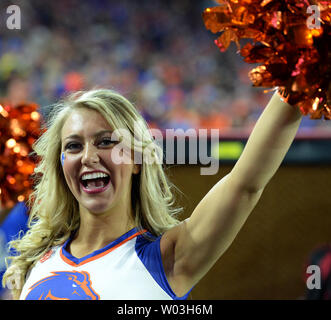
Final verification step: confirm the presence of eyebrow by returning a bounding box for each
[63,130,114,141]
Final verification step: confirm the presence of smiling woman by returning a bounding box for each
[60,108,139,216]
[2,89,184,300]
[2,85,303,300]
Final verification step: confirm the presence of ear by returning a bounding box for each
[132,164,141,175]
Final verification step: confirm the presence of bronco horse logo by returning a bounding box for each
[25,271,100,300]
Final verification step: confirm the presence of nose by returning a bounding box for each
[81,143,99,166]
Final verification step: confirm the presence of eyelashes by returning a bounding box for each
[64,142,81,151]
[64,138,118,151]
[98,138,119,147]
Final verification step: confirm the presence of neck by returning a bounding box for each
[70,205,136,258]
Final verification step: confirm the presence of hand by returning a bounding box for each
[277,87,291,105]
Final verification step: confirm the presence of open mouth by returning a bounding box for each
[80,172,111,193]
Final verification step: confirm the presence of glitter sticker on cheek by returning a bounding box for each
[61,152,66,166]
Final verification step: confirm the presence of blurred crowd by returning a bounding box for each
[0,0,329,133]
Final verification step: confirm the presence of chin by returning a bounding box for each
[80,199,114,215]
[76,186,116,215]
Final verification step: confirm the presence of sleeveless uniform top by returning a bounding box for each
[20,227,193,300]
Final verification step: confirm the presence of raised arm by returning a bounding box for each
[229,90,303,192]
[161,90,303,296]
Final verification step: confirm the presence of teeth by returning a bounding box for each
[81,172,109,181]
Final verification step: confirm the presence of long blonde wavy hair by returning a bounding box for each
[2,88,183,299]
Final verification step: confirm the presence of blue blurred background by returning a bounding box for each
[0,0,330,135]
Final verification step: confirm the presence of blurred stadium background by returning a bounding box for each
[1,0,330,136]
[0,0,330,300]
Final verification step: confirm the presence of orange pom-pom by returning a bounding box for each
[203,0,331,119]
[0,102,42,209]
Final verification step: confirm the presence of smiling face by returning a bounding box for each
[60,108,139,216]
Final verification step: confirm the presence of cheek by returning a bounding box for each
[109,146,133,165]
[61,152,65,166]
[61,153,80,185]
[119,164,135,188]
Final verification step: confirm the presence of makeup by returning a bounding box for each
[61,152,66,166]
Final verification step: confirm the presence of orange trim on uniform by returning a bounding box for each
[60,229,147,267]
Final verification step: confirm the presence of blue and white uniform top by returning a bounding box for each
[20,227,193,300]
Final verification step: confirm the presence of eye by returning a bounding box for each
[64,142,82,151]
[98,138,117,147]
